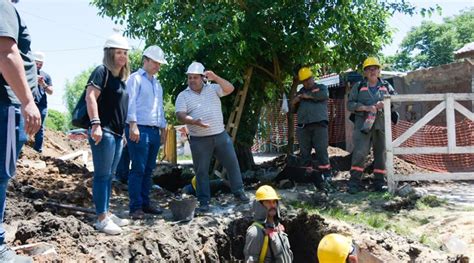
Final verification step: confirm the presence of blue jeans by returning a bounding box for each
[0,104,26,244]
[115,144,130,182]
[126,126,161,212]
[189,131,244,205]
[88,129,123,215]
[33,106,47,153]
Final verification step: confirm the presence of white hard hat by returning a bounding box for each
[32,51,45,62]
[104,34,130,50]
[143,45,168,64]
[186,62,205,75]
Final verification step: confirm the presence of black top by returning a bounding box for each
[87,65,128,135]
[0,0,37,105]
[33,70,52,108]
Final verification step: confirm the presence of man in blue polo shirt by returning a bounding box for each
[125,46,168,219]
[32,51,53,153]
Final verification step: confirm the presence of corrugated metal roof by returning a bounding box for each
[316,74,340,86]
[454,42,474,54]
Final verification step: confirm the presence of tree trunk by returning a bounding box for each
[235,142,255,172]
[287,77,299,155]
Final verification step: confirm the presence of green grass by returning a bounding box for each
[416,195,447,209]
[390,223,411,236]
[292,202,392,230]
[418,217,430,225]
[419,233,439,249]
[177,154,193,161]
[290,193,451,246]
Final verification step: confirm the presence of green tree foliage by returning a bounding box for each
[129,48,143,72]
[45,109,68,131]
[92,0,425,168]
[387,8,474,71]
[64,66,95,114]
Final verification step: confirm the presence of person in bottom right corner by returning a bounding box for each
[346,57,399,194]
[317,233,359,263]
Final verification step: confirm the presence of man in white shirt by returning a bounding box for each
[175,62,249,212]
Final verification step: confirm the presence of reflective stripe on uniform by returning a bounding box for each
[318,164,331,169]
[374,169,386,174]
[252,222,269,263]
[351,166,364,172]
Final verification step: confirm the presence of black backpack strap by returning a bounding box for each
[102,64,109,90]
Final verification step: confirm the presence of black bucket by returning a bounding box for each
[169,198,198,222]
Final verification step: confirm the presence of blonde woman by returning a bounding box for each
[85,34,130,234]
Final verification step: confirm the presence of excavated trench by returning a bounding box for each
[9,202,457,262]
[219,212,328,262]
[9,149,458,262]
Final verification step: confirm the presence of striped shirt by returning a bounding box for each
[126,68,167,128]
[175,83,225,137]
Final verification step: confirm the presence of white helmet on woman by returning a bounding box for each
[104,34,130,50]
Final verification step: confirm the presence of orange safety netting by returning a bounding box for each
[392,119,474,172]
[252,98,474,173]
[252,99,346,152]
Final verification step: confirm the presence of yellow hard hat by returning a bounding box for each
[362,57,381,70]
[191,176,197,190]
[255,185,280,201]
[317,233,353,263]
[298,67,313,81]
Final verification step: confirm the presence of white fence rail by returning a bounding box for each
[384,93,474,193]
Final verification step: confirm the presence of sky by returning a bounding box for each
[14,0,473,113]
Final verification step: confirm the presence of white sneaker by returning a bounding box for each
[109,214,130,227]
[94,217,122,235]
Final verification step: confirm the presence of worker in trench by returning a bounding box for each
[317,233,360,263]
[291,67,333,192]
[347,57,399,194]
[244,185,293,263]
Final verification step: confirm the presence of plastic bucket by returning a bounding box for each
[169,198,197,221]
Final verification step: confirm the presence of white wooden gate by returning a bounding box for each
[383,93,474,193]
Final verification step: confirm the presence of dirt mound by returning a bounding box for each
[14,212,96,260]
[12,156,93,208]
[256,146,428,175]
[23,128,85,159]
[1,129,463,261]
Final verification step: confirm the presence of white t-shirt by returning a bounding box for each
[175,83,226,137]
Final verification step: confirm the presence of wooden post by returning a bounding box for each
[164,125,177,164]
[445,93,456,153]
[384,95,396,193]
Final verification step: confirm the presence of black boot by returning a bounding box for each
[373,180,386,192]
[347,176,363,194]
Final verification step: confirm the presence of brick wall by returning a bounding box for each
[397,60,473,125]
